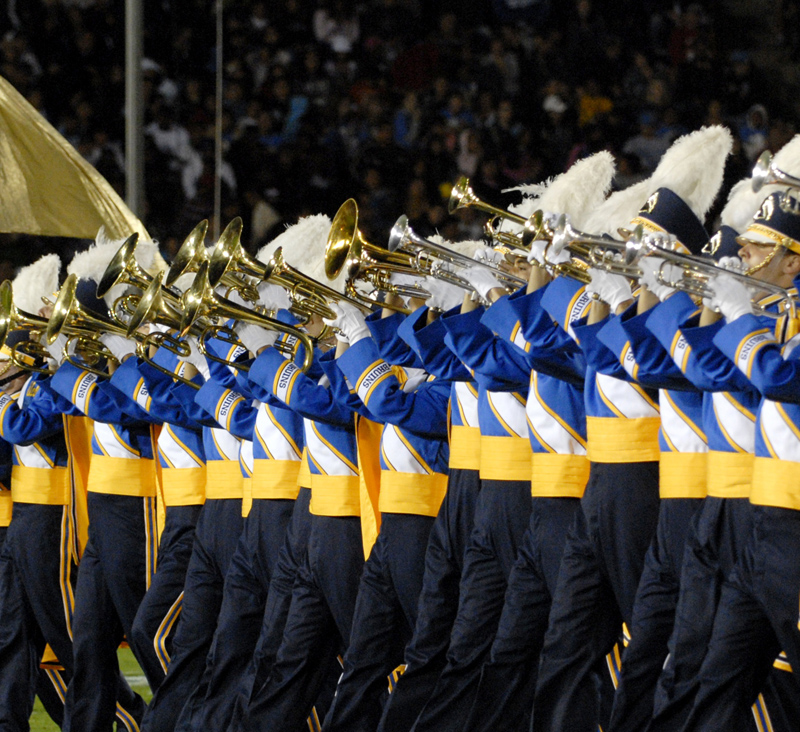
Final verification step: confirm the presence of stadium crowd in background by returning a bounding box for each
[0,0,799,262]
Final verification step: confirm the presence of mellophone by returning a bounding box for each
[2,151,798,381]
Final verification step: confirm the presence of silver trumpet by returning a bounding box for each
[751,151,800,193]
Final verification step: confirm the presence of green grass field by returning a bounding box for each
[30,648,151,731]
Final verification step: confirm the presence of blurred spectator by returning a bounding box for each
[739,103,769,161]
[622,111,671,173]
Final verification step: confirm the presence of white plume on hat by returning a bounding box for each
[505,151,616,233]
[719,179,766,232]
[583,178,653,236]
[645,125,733,220]
[257,214,342,293]
[68,227,164,306]
[12,253,61,313]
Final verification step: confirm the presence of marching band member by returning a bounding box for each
[241,303,366,732]
[406,254,535,732]
[140,331,248,732]
[374,254,481,732]
[320,294,451,732]
[605,173,769,731]
[461,153,615,732]
[51,240,163,732]
[681,188,800,729]
[108,337,207,692]
[643,138,800,732]
[0,257,80,729]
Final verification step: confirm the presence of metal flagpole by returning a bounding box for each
[213,0,224,241]
[125,0,144,219]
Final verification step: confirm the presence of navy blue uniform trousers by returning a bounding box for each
[648,497,797,732]
[241,514,364,732]
[465,496,582,732]
[321,512,437,732]
[140,497,244,732]
[408,477,533,732]
[0,506,75,730]
[681,505,800,731]
[226,487,314,732]
[606,497,703,732]
[129,504,203,692]
[63,493,157,732]
[176,497,296,732]
[532,461,661,732]
[377,468,481,732]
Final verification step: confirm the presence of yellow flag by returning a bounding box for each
[0,74,148,240]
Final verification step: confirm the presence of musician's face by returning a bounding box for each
[739,241,800,288]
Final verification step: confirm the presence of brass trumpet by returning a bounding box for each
[46,274,154,377]
[448,177,543,251]
[208,223,368,321]
[124,271,211,389]
[751,151,800,194]
[634,239,796,318]
[180,262,314,372]
[97,233,184,318]
[0,281,52,374]
[166,219,259,301]
[388,215,526,295]
[325,199,428,312]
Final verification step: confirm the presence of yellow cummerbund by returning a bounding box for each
[480,436,531,481]
[161,467,206,506]
[298,452,312,489]
[586,417,661,463]
[531,454,589,498]
[204,460,245,500]
[659,452,708,499]
[750,457,800,510]
[705,451,753,498]
[310,474,361,516]
[242,478,253,517]
[449,426,481,470]
[88,456,157,497]
[378,471,448,517]
[0,489,12,526]
[11,466,69,505]
[251,459,301,500]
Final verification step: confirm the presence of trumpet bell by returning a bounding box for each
[166,220,209,287]
[208,218,252,285]
[0,280,53,354]
[325,198,360,281]
[750,150,800,193]
[96,233,141,297]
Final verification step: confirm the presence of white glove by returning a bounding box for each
[706,274,752,321]
[177,337,210,379]
[100,333,137,362]
[473,246,504,265]
[717,256,745,273]
[236,323,278,355]
[638,256,677,302]
[226,289,252,308]
[464,265,503,300]
[543,242,571,266]
[424,276,463,312]
[43,333,67,363]
[526,239,548,266]
[256,282,291,311]
[322,302,371,346]
[586,268,633,310]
